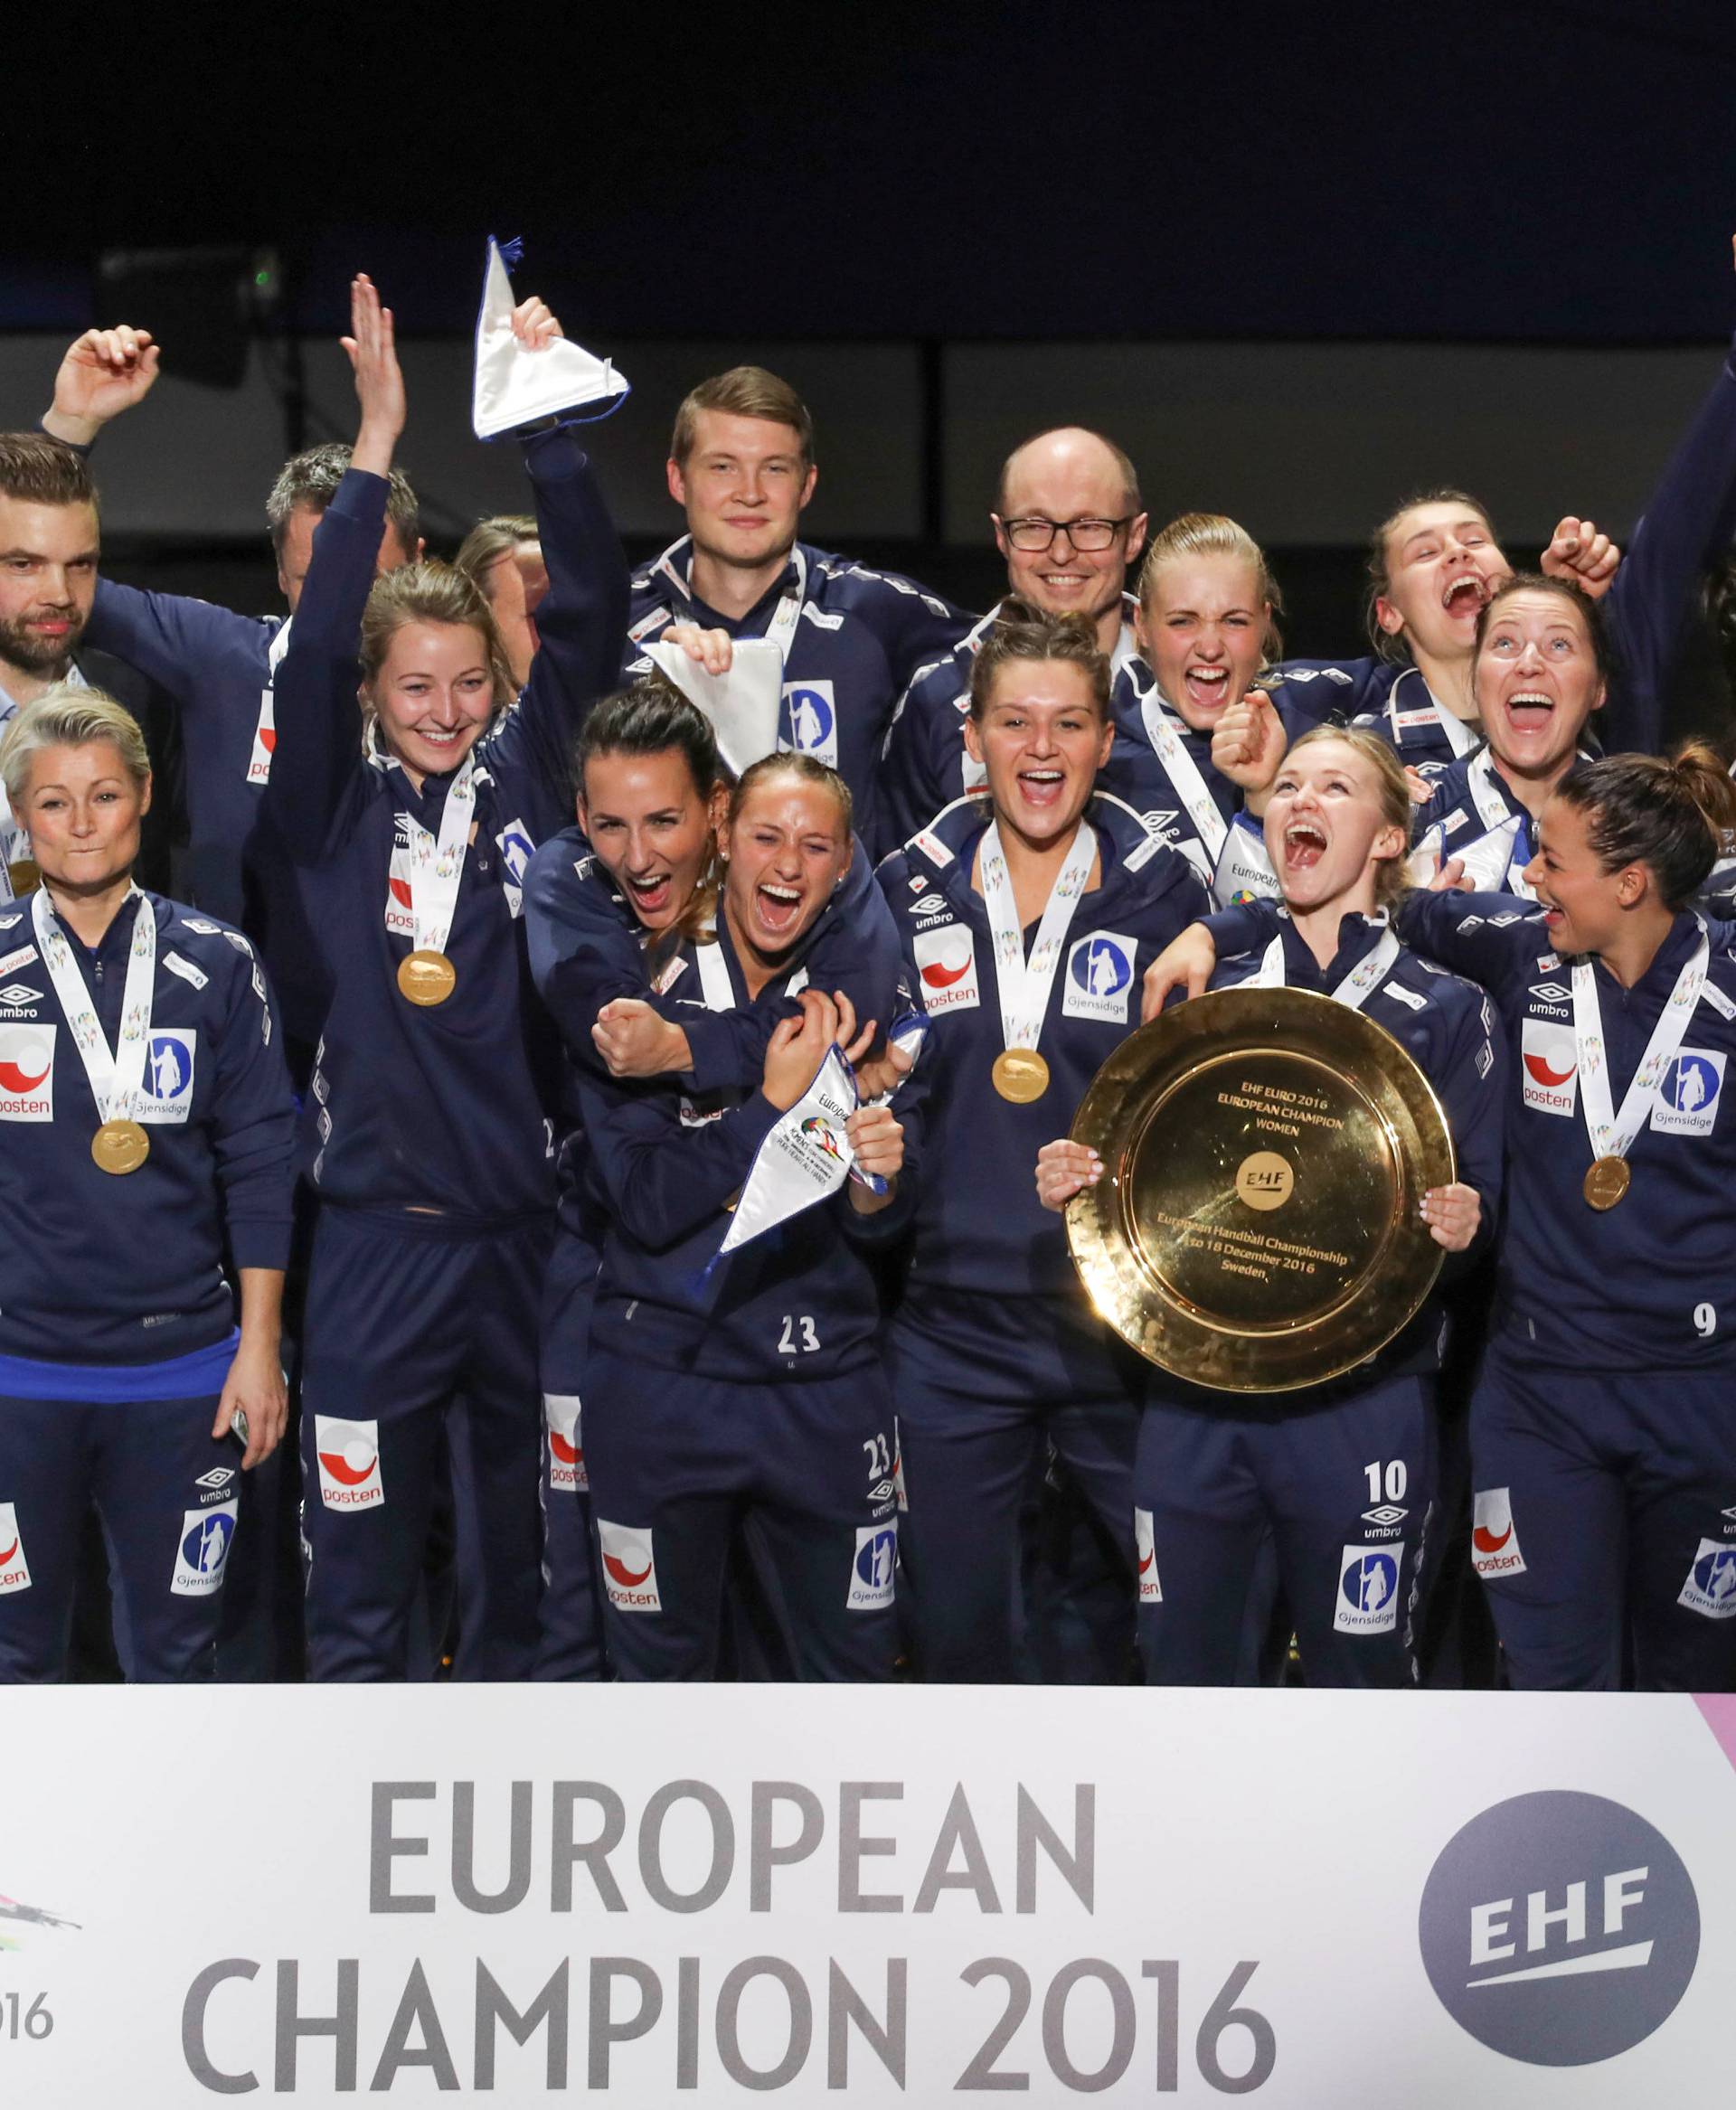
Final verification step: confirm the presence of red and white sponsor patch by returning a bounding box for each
[1471,1487,1526,1578]
[911,924,979,1014]
[1520,1019,1578,1116]
[598,1520,660,1611]
[1134,1506,1162,1603]
[247,691,277,786]
[0,1023,54,1121]
[543,1393,588,1493]
[314,1416,385,1510]
[0,1502,31,1591]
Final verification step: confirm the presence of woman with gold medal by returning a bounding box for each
[0,689,294,1680]
[265,274,628,1680]
[877,603,1208,1681]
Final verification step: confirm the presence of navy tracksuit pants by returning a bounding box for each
[1134,1373,1437,1688]
[0,1391,238,1682]
[1472,1336,1736,1691]
[582,1345,899,1682]
[534,1229,607,1681]
[890,1294,1142,1685]
[298,1206,548,1681]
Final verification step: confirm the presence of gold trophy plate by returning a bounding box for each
[1066,985,1454,1393]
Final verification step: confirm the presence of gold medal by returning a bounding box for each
[992,1048,1051,1104]
[1582,1154,1631,1211]
[398,949,458,1006]
[91,1118,150,1175]
[7,859,39,898]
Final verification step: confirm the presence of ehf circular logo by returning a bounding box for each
[787,687,835,752]
[1069,935,1132,997]
[1341,1550,1395,1615]
[1419,1792,1699,2065]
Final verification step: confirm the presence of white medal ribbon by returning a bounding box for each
[1138,687,1228,860]
[1253,922,1401,1009]
[978,819,1097,1055]
[1571,929,1709,1162]
[693,937,735,1012]
[33,885,156,1122]
[247,617,293,787]
[400,751,478,956]
[1465,751,1535,896]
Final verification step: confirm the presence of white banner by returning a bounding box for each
[1,1688,1733,2102]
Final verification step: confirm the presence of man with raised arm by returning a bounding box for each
[625,364,974,858]
[880,426,1147,844]
[40,327,421,1071]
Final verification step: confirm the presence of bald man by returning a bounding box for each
[880,428,1147,844]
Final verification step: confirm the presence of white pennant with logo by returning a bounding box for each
[247,617,294,787]
[400,751,478,956]
[1571,930,1708,1163]
[720,1043,880,1255]
[979,818,1097,1060]
[1462,750,1535,896]
[1253,922,1401,1008]
[33,885,156,1124]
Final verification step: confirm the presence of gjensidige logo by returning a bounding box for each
[1419,1791,1699,2067]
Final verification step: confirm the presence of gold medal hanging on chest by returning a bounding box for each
[91,1117,150,1175]
[1582,1154,1631,1210]
[992,1048,1051,1104]
[398,949,458,1007]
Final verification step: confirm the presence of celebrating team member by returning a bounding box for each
[0,689,294,1681]
[455,513,545,690]
[266,276,627,1681]
[880,427,1146,845]
[41,329,422,1067]
[1412,576,1611,897]
[574,755,909,1681]
[1265,236,1736,768]
[1042,728,1503,1687]
[1407,749,1736,1688]
[880,605,1208,1682]
[625,366,972,858]
[1100,514,1299,902]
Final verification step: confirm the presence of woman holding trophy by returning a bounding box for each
[1040,726,1505,1686]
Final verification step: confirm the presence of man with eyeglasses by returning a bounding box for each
[881,427,1147,845]
[625,365,975,859]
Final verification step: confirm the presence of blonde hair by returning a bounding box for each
[1137,513,1284,659]
[671,366,814,470]
[1284,724,1415,909]
[0,684,149,805]
[358,560,514,711]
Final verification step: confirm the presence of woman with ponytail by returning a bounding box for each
[265,274,629,1681]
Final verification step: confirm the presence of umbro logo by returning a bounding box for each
[194,1467,236,1491]
[1143,810,1180,835]
[1363,1504,1409,1528]
[1530,982,1571,1004]
[0,983,41,1007]
[910,894,948,918]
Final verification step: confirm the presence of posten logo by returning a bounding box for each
[1235,1151,1293,1212]
[1418,1791,1699,2066]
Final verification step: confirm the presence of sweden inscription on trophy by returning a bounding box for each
[1066,986,1455,1392]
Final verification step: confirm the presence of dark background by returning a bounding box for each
[7,1,1736,703]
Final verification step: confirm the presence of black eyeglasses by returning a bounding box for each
[998,514,1135,552]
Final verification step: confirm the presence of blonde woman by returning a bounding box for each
[0,689,294,1681]
[264,274,627,1680]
